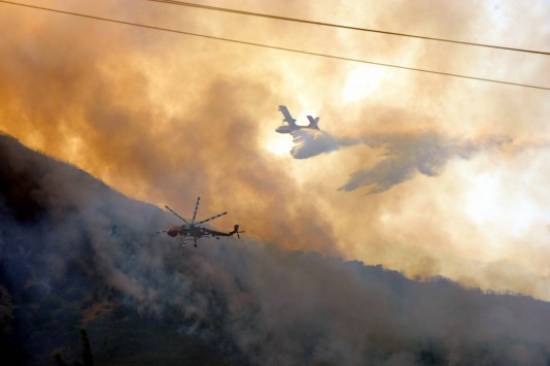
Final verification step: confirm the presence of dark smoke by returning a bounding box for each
[3,134,550,366]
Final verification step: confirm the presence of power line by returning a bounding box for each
[147,0,550,56]
[0,0,549,91]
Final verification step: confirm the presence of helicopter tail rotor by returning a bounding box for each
[232,224,245,239]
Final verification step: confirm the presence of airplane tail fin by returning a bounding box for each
[307,115,320,129]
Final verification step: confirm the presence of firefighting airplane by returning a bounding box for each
[275,105,320,134]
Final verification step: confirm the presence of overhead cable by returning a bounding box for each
[0,0,548,91]
[147,0,550,56]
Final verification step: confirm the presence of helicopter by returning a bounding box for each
[159,196,244,247]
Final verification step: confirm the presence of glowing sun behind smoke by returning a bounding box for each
[264,134,294,156]
[341,66,386,103]
[462,158,550,242]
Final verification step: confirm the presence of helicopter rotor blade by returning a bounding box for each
[191,196,201,224]
[164,205,189,224]
[196,211,228,225]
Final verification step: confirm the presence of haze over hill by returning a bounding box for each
[2,0,549,302]
[2,133,550,365]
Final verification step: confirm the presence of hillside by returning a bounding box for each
[2,133,550,366]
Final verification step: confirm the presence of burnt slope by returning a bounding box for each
[2,133,550,366]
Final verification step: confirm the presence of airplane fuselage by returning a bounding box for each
[276,125,297,134]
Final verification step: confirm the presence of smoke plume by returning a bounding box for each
[1,0,549,302]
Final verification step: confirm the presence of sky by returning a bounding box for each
[1,0,550,299]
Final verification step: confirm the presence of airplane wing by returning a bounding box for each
[278,105,297,126]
